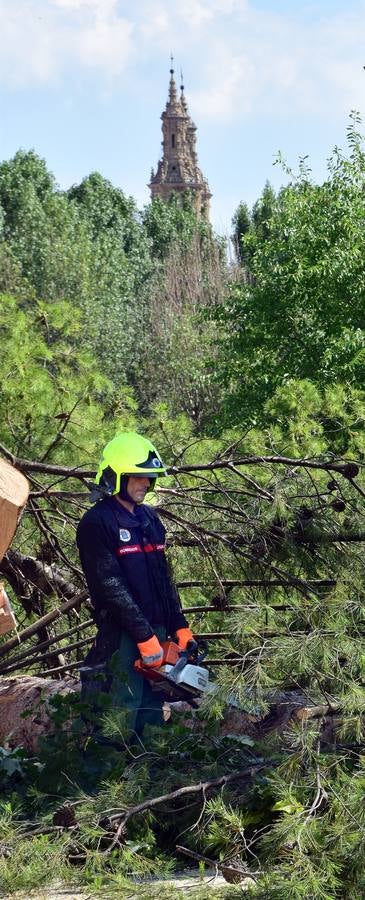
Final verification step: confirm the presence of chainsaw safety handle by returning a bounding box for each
[194,638,209,664]
[184,638,208,664]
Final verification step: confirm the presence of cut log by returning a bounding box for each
[0,458,29,562]
[0,675,79,752]
[0,583,17,635]
[0,676,341,756]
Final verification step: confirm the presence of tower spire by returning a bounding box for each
[180,68,188,113]
[148,64,212,221]
[168,54,177,104]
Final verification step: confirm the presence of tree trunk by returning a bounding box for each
[0,675,79,752]
[0,675,339,755]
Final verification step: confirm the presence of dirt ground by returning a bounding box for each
[10,870,256,899]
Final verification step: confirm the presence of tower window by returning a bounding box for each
[171,134,175,148]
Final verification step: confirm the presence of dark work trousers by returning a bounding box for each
[81,625,167,737]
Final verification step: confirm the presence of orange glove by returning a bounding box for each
[137,635,164,668]
[175,627,194,651]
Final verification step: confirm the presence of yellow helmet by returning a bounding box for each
[94,432,167,497]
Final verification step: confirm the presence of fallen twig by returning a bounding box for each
[102,761,274,827]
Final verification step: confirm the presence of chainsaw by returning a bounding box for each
[134,639,214,707]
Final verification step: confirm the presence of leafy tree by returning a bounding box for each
[0,155,153,390]
[0,150,55,229]
[251,179,276,240]
[0,291,137,463]
[0,150,91,306]
[134,230,227,429]
[142,193,210,259]
[231,182,275,267]
[0,152,225,426]
[68,171,148,259]
[217,116,365,426]
[68,173,154,388]
[231,199,251,265]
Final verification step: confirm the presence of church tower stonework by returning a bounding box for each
[149,62,212,221]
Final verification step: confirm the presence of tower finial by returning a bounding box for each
[168,53,177,104]
[180,67,188,112]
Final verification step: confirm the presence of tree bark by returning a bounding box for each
[0,675,79,752]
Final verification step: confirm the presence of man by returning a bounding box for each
[76,431,193,737]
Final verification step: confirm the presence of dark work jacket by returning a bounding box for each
[76,497,188,651]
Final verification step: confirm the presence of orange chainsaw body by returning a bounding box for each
[133,639,211,702]
[134,640,180,683]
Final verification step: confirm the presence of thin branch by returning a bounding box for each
[1,443,362,479]
[0,585,88,658]
[102,762,273,826]
[39,399,82,463]
[0,617,94,672]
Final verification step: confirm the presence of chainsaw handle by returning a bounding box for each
[186,638,208,664]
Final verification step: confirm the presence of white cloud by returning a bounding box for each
[126,2,360,126]
[76,18,134,74]
[191,51,254,121]
[52,0,116,13]
[139,1,170,41]
[138,0,246,35]
[183,3,365,124]
[0,0,135,86]
[0,0,364,127]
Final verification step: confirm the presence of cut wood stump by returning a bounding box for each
[0,675,79,752]
[0,583,17,636]
[0,458,29,562]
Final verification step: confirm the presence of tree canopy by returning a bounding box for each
[217,116,365,428]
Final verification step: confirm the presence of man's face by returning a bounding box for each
[126,475,151,504]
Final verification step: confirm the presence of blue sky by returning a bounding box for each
[1,0,365,234]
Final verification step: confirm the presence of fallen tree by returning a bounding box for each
[0,671,342,754]
[0,443,364,899]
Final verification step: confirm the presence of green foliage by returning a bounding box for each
[0,291,129,462]
[142,193,209,259]
[68,172,154,387]
[218,116,365,426]
[0,711,259,895]
[231,181,275,267]
[0,747,42,784]
[0,151,225,419]
[251,180,276,242]
[1,125,365,899]
[231,200,251,264]
[135,234,226,428]
[0,150,91,305]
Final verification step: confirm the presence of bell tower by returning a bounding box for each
[149,60,212,221]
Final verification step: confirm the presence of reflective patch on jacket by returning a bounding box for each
[116,543,165,556]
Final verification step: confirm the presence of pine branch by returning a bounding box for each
[101,761,274,827]
[176,845,259,880]
[1,442,361,479]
